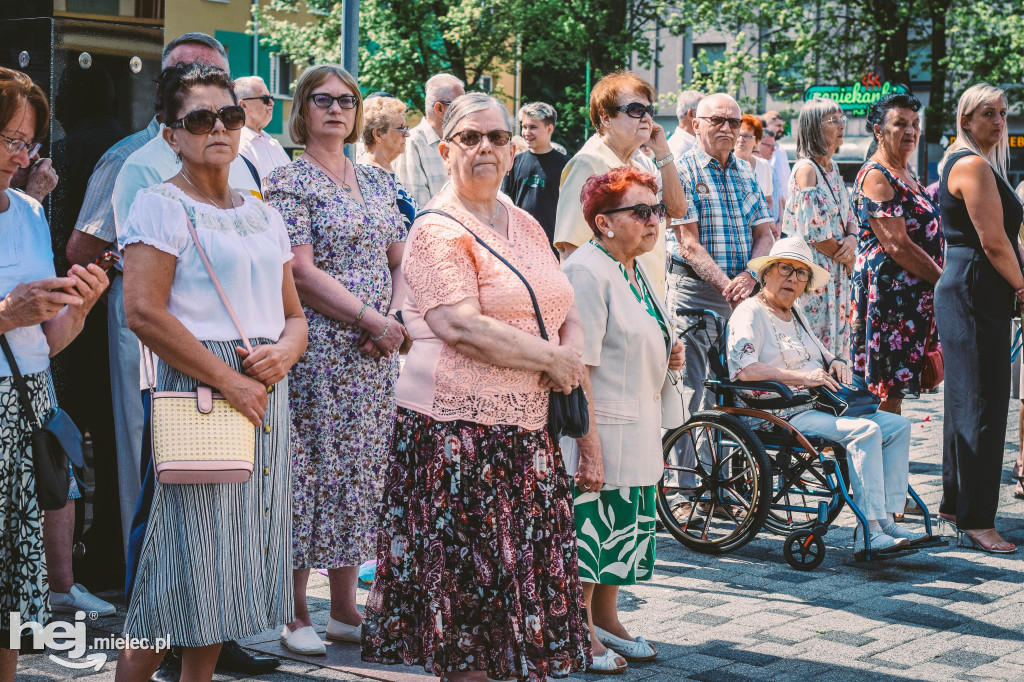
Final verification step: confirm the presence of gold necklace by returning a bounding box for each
[304,149,353,193]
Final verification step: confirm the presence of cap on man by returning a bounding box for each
[500,101,568,243]
[235,75,290,179]
[395,73,464,207]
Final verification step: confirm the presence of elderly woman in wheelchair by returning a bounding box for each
[726,236,925,553]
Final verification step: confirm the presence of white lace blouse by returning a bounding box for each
[119,184,293,342]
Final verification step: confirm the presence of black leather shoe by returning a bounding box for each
[149,647,181,682]
[215,640,280,675]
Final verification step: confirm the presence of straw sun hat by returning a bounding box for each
[746,236,831,291]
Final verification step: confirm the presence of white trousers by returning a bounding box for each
[789,409,911,520]
[107,275,145,552]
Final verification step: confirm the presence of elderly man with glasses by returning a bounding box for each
[664,93,775,518]
[235,75,290,180]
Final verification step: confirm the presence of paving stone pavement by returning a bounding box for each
[15,387,1024,681]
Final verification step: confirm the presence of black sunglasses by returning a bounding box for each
[169,105,246,135]
[309,93,359,109]
[447,129,513,147]
[602,202,667,222]
[242,95,273,106]
[697,115,743,130]
[615,102,655,119]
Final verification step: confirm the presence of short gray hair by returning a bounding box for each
[233,75,266,100]
[162,32,228,69]
[425,73,465,110]
[796,97,842,160]
[441,92,513,141]
[675,90,703,120]
[518,101,556,126]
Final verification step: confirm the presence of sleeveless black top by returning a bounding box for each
[939,149,1023,251]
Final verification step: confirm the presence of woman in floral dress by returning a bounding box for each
[782,97,858,359]
[264,65,408,656]
[851,93,943,414]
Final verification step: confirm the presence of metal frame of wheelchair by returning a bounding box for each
[656,308,945,570]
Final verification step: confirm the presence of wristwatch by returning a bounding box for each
[654,153,675,169]
[745,268,758,280]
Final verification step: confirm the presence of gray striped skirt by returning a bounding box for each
[123,339,294,647]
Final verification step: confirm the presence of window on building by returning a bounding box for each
[67,0,119,13]
[134,0,163,18]
[479,75,493,93]
[269,55,296,97]
[909,41,931,83]
[693,43,726,74]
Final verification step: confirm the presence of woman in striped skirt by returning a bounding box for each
[113,63,308,681]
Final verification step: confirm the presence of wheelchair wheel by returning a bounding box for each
[658,411,771,554]
[762,447,845,537]
[783,529,825,571]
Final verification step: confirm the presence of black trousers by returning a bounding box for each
[935,247,1011,529]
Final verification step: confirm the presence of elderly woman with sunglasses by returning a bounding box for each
[359,95,418,231]
[781,97,858,360]
[561,167,684,674]
[362,92,590,681]
[263,65,408,656]
[554,70,686,298]
[728,236,924,556]
[114,63,307,682]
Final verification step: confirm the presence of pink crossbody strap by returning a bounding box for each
[142,208,253,390]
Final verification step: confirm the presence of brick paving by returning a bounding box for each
[16,387,1024,681]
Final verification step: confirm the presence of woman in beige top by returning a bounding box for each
[562,167,684,673]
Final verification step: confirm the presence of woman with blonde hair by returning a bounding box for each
[935,83,1021,553]
[359,96,417,229]
[265,64,409,654]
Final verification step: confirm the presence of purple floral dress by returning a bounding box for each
[264,159,406,568]
[851,161,944,401]
[782,158,856,359]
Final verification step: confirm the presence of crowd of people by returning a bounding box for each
[1,27,1023,682]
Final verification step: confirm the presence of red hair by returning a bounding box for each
[589,70,656,133]
[581,167,659,237]
[741,113,763,141]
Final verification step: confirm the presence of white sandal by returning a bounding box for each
[594,626,657,662]
[587,649,627,675]
[280,625,326,656]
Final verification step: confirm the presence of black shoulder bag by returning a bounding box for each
[417,209,589,439]
[0,335,85,510]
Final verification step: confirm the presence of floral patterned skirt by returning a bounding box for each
[361,408,591,681]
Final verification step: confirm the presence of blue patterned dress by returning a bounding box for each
[851,162,944,401]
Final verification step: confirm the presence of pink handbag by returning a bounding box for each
[142,212,257,484]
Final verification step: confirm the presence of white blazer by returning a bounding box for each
[560,241,673,487]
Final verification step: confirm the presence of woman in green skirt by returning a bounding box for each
[561,167,684,674]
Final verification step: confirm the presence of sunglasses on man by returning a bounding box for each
[241,95,273,106]
[602,202,668,222]
[615,102,655,119]
[168,105,246,135]
[697,115,742,130]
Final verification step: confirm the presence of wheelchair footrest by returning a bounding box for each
[908,537,947,549]
[854,547,918,563]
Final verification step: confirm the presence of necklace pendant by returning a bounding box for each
[343,185,352,193]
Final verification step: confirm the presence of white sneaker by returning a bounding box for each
[49,583,116,617]
[881,520,928,544]
[854,525,909,553]
[280,625,326,655]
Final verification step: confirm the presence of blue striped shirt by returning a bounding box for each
[676,146,774,278]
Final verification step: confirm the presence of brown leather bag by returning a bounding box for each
[920,323,943,391]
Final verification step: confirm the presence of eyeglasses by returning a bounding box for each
[0,132,40,157]
[736,133,756,141]
[168,105,246,135]
[822,114,848,127]
[697,116,742,130]
[309,93,358,109]
[614,102,655,119]
[762,129,777,139]
[446,129,512,147]
[386,125,410,135]
[774,262,811,282]
[241,95,273,106]
[602,202,667,222]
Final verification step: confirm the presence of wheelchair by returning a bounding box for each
[657,308,944,570]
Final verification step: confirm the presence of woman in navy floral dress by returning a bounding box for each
[851,93,944,414]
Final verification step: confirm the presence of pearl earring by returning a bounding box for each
[606,230,615,238]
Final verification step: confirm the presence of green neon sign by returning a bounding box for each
[803,77,909,116]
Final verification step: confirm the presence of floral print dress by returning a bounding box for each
[264,159,406,568]
[851,161,944,401]
[782,158,856,359]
